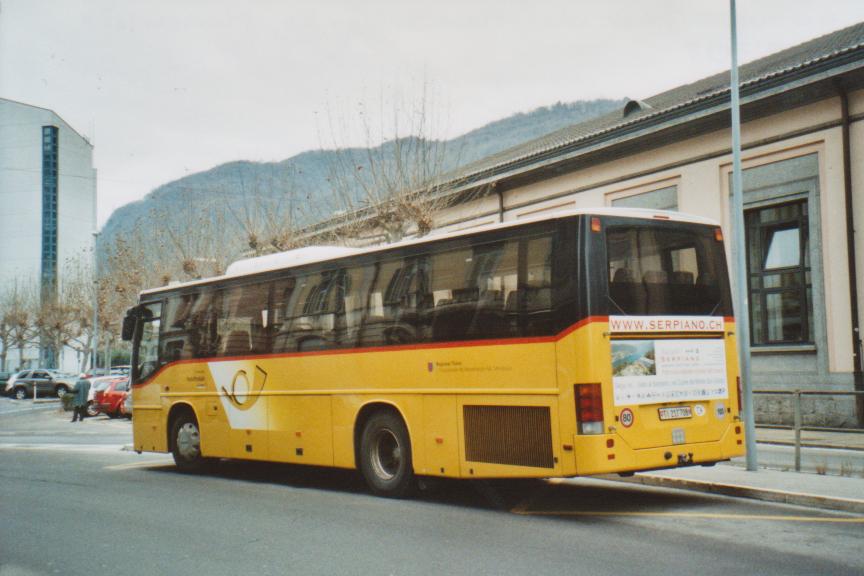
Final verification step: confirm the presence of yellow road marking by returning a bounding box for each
[511,509,864,523]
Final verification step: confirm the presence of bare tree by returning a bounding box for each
[56,256,99,372]
[33,296,74,369]
[154,194,234,280]
[2,281,38,370]
[0,286,16,371]
[223,165,309,256]
[319,84,466,243]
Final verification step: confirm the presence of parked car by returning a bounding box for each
[86,375,125,416]
[4,369,30,394]
[95,377,129,418]
[5,369,76,400]
[110,365,131,377]
[120,388,132,419]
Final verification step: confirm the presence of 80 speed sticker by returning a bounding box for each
[619,408,634,428]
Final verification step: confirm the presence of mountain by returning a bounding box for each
[99,99,625,265]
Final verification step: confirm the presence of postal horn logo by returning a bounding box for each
[221,365,268,411]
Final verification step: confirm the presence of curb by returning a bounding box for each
[614,474,864,515]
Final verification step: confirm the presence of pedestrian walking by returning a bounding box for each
[71,375,91,422]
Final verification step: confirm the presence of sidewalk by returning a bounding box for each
[618,465,864,514]
[610,428,864,515]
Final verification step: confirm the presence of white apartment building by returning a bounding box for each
[0,98,96,370]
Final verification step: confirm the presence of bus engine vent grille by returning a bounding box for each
[463,405,554,469]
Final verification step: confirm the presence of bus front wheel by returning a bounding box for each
[359,411,415,498]
[171,412,209,472]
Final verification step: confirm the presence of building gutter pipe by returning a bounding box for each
[838,83,864,426]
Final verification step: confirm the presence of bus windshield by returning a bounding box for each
[605,223,732,316]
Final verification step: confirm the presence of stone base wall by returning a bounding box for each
[754,394,861,428]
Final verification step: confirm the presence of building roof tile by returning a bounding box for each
[451,21,864,184]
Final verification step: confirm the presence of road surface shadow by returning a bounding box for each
[145,458,722,517]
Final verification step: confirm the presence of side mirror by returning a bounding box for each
[121,309,137,342]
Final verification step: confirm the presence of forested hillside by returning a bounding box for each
[99,99,624,270]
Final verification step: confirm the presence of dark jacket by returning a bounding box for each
[73,378,91,408]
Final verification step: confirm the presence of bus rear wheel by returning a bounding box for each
[359,411,414,498]
[171,413,209,472]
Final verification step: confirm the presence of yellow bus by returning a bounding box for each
[122,208,745,497]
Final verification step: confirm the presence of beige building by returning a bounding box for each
[308,23,864,427]
[424,23,864,427]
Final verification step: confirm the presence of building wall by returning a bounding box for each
[56,116,97,276]
[0,99,96,371]
[430,90,864,426]
[0,100,44,287]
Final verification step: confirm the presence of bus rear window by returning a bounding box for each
[605,225,731,316]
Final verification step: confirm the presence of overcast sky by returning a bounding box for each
[3,0,864,226]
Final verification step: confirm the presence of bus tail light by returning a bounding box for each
[714,227,724,242]
[575,383,604,435]
[591,217,602,233]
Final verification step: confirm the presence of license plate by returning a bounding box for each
[658,406,692,421]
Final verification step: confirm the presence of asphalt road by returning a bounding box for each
[1,399,862,576]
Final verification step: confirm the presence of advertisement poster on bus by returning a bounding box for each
[611,338,728,406]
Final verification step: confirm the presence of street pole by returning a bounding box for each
[91,230,99,373]
[729,0,758,471]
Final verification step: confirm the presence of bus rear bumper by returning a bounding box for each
[572,427,746,476]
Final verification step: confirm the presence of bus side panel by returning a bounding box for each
[331,395,358,469]
[131,381,167,453]
[268,395,334,466]
[553,321,607,476]
[201,395,230,458]
[185,363,231,459]
[421,395,459,476]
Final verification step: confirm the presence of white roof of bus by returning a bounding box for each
[139,207,719,296]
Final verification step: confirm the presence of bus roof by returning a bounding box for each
[139,207,720,297]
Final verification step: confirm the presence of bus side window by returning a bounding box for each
[270,277,297,354]
[134,302,161,384]
[216,282,271,357]
[161,294,197,362]
[467,240,518,339]
[429,246,475,341]
[341,264,374,348]
[280,272,319,351]
[191,290,220,358]
[522,235,554,336]
[359,257,423,346]
[276,269,343,352]
[427,239,522,342]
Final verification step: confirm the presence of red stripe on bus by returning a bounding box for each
[131,314,719,387]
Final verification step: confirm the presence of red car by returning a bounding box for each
[94,377,129,418]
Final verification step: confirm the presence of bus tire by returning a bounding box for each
[171,412,209,473]
[359,410,414,498]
